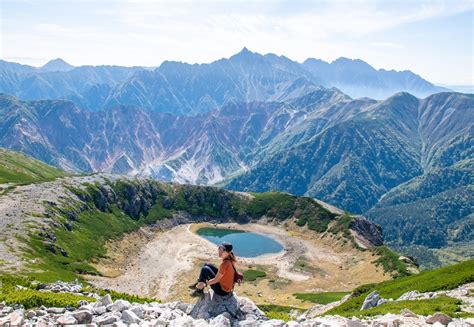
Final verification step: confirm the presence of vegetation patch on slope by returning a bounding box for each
[24,179,346,282]
[0,148,67,185]
[0,275,92,309]
[327,260,474,317]
[293,291,349,304]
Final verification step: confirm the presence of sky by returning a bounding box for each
[1,0,473,85]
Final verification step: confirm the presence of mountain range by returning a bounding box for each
[0,48,448,115]
[0,87,472,267]
[0,49,472,268]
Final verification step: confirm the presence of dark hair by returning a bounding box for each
[228,251,237,262]
[219,241,237,262]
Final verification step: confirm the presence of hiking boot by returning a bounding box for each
[188,281,199,289]
[190,288,204,298]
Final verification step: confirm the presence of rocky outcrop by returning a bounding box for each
[190,290,266,323]
[1,280,474,327]
[350,216,384,247]
[360,291,387,310]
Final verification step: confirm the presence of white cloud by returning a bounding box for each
[1,0,473,84]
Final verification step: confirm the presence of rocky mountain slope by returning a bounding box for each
[0,149,398,282]
[0,48,447,114]
[224,92,473,266]
[0,89,472,267]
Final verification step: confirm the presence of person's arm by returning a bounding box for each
[207,272,222,286]
[208,262,228,285]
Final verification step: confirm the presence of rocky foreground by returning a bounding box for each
[1,281,474,327]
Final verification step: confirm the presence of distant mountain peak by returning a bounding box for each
[332,57,375,71]
[229,47,263,62]
[40,58,74,72]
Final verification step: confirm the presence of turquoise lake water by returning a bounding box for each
[196,227,283,257]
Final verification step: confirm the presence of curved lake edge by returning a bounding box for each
[189,222,286,259]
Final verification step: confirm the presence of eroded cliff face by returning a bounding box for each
[350,216,384,247]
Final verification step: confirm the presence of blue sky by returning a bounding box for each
[1,0,473,85]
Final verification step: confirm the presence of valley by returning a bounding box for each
[88,222,388,307]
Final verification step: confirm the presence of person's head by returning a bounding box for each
[218,241,236,261]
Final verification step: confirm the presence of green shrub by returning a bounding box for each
[258,304,303,322]
[372,246,410,277]
[0,290,92,309]
[97,289,157,304]
[243,269,267,281]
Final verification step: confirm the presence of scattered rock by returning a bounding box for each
[26,310,36,319]
[121,309,140,324]
[47,307,66,314]
[260,319,286,326]
[94,313,118,325]
[361,291,382,310]
[98,293,113,306]
[209,313,231,327]
[398,290,420,301]
[400,308,418,318]
[106,299,131,312]
[71,309,93,324]
[56,314,77,325]
[426,312,453,325]
[10,310,24,326]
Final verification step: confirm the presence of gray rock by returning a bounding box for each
[56,314,77,325]
[159,308,174,321]
[79,303,93,310]
[426,313,452,325]
[177,302,194,315]
[47,307,66,314]
[130,305,145,319]
[78,300,89,306]
[93,306,107,315]
[1,306,13,314]
[397,290,420,301]
[347,318,369,327]
[10,310,24,326]
[122,309,141,324]
[151,318,169,326]
[0,316,11,326]
[35,309,47,316]
[400,308,417,317]
[361,291,382,310]
[193,318,210,327]
[209,313,231,327]
[26,310,36,319]
[107,299,131,312]
[260,319,286,327]
[237,319,260,327]
[99,294,113,306]
[94,313,118,325]
[190,291,256,321]
[168,316,194,326]
[71,309,93,324]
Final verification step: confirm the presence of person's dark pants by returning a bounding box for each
[198,263,231,296]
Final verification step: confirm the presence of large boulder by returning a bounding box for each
[190,290,266,323]
[361,291,382,310]
[426,312,452,325]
